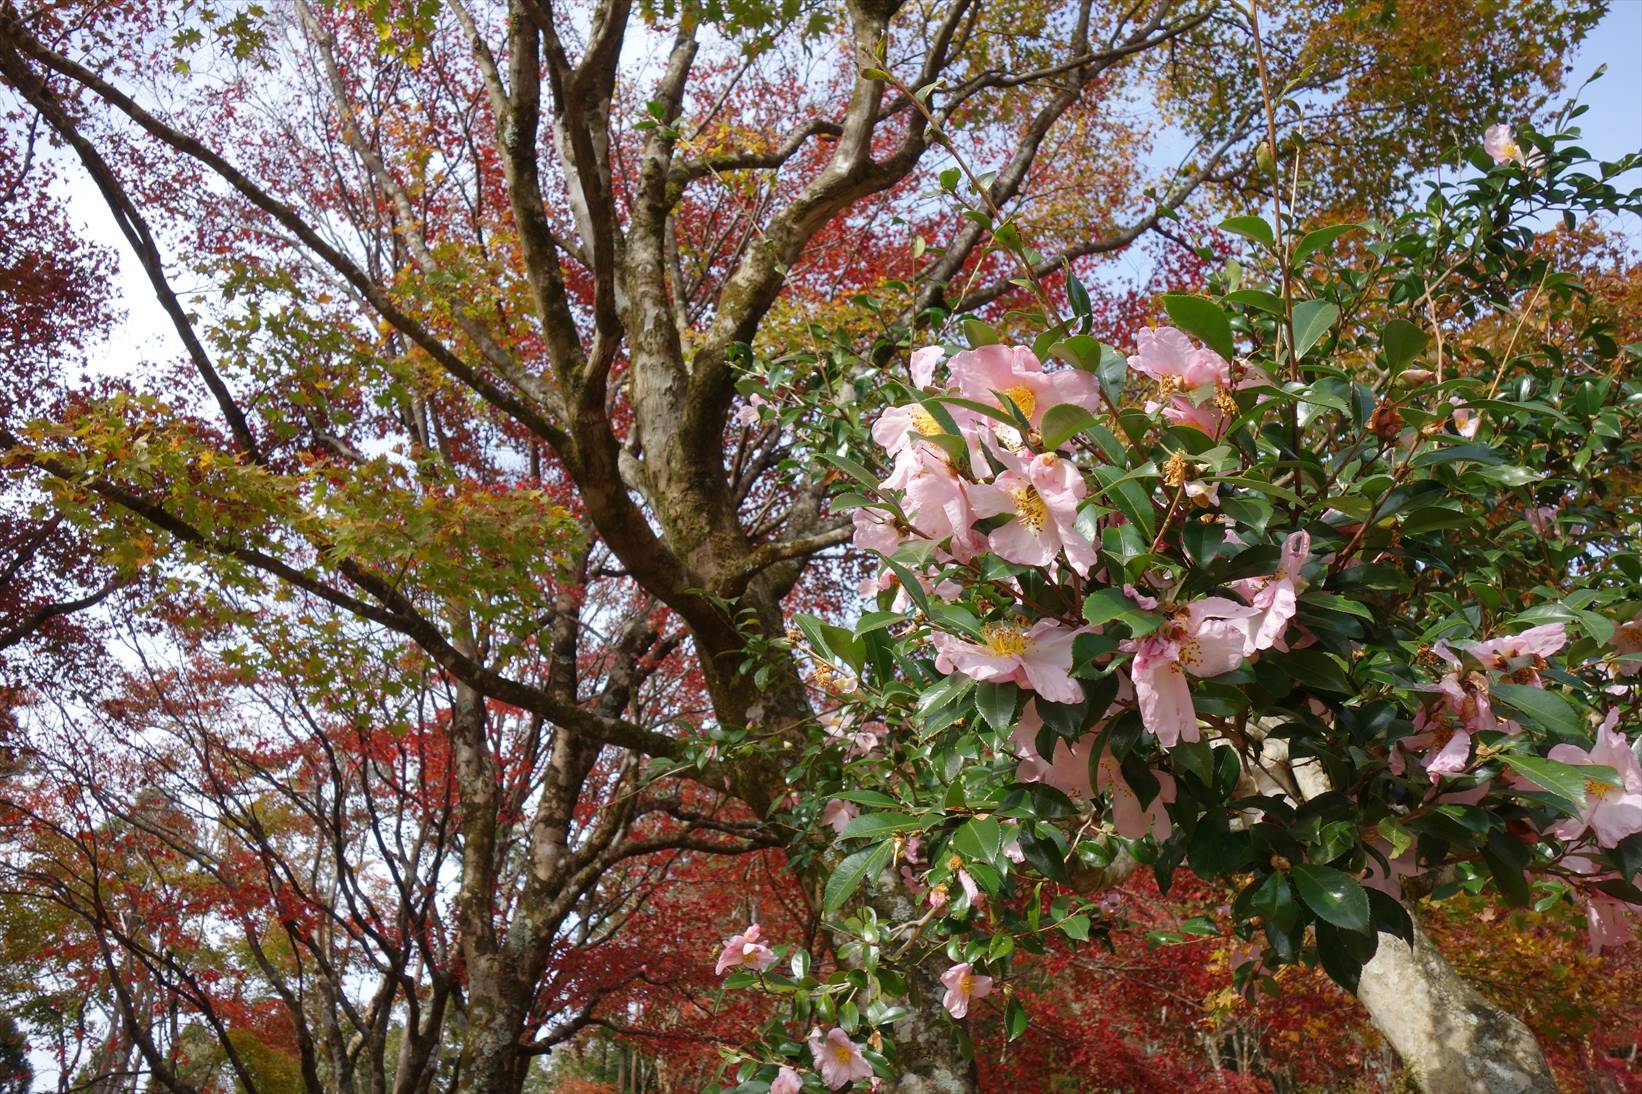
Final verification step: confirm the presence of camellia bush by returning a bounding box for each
[708,123,1642,1089]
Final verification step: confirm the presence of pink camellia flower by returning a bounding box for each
[1230,530,1310,653]
[1449,396,1480,439]
[851,507,902,596]
[893,448,984,561]
[1564,854,1642,954]
[808,1027,873,1089]
[1482,124,1543,168]
[1128,326,1231,388]
[1546,709,1642,848]
[956,868,984,908]
[715,923,779,975]
[1094,748,1176,841]
[1122,598,1256,745]
[1582,891,1640,954]
[967,450,1098,575]
[770,1066,805,1094]
[950,344,1100,428]
[1011,702,1095,800]
[820,798,858,836]
[822,713,880,758]
[909,345,944,389]
[1483,123,1522,164]
[735,393,769,426]
[873,401,963,459]
[939,962,995,1019]
[1459,622,1566,686]
[1184,479,1220,508]
[932,618,1085,704]
[1613,611,1642,678]
[851,506,901,557]
[1396,650,1500,778]
[1526,506,1557,536]
[1157,395,1230,437]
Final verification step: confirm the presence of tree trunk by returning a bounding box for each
[884,961,981,1094]
[454,959,531,1094]
[1356,916,1556,1093]
[861,860,979,1092]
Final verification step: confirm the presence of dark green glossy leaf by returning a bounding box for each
[1292,864,1371,933]
[823,840,895,913]
[1162,293,1235,362]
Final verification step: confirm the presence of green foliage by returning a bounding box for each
[710,125,1642,1086]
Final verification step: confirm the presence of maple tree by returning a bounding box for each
[0,0,1627,1090]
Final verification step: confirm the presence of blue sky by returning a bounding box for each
[1569,1,1642,164]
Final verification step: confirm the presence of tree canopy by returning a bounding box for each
[0,0,1635,1090]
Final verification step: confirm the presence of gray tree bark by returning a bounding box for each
[1357,920,1556,1094]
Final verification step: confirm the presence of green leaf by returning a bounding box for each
[1291,864,1371,933]
[1491,684,1582,738]
[839,812,930,840]
[1315,921,1375,993]
[1501,753,1617,815]
[817,452,881,492]
[1471,464,1543,487]
[1162,293,1235,362]
[1413,443,1503,467]
[1059,914,1091,942]
[1220,215,1275,249]
[1040,403,1098,451]
[1367,888,1414,947]
[1050,337,1127,402]
[1224,289,1285,315]
[962,316,999,347]
[1382,319,1427,371]
[880,555,930,616]
[952,817,1006,866]
[1483,831,1531,908]
[1083,587,1164,636]
[1004,997,1028,1041]
[1298,591,1375,621]
[1273,649,1354,695]
[1291,300,1339,359]
[1292,223,1361,264]
[1183,520,1226,567]
[823,840,895,913]
[1250,871,1300,961]
[975,681,1018,732]
[1188,820,1250,879]
[1091,465,1158,542]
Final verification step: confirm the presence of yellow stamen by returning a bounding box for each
[911,406,943,436]
[1001,384,1036,420]
[1009,485,1048,532]
[1163,450,1189,488]
[982,621,1034,656]
[1587,779,1614,802]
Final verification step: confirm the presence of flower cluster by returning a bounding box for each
[837,323,1641,964]
[852,336,1318,817]
[716,125,1642,1088]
